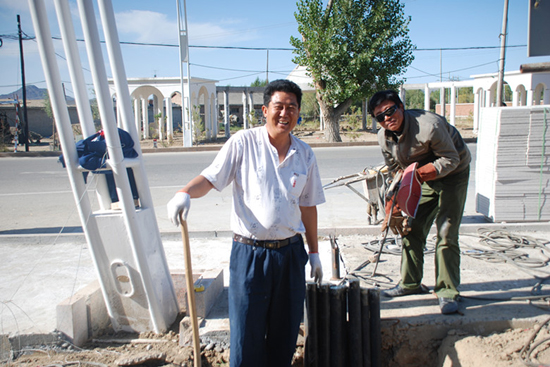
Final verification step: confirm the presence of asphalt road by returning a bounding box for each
[0,143,479,236]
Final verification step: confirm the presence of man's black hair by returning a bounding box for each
[367,90,404,117]
[263,79,302,108]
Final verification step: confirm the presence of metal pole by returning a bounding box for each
[348,278,363,366]
[266,49,269,83]
[496,0,509,107]
[330,235,341,280]
[318,283,330,367]
[17,14,29,152]
[27,0,116,325]
[177,0,193,147]
[304,282,318,367]
[360,288,371,367]
[53,0,95,138]
[439,49,443,83]
[224,87,230,139]
[329,285,347,367]
[97,0,176,332]
[368,289,381,367]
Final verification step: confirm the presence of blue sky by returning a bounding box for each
[1,0,549,98]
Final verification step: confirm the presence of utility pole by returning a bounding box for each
[17,14,29,151]
[266,49,269,83]
[496,0,509,107]
[177,0,192,147]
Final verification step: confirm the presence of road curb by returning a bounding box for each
[1,220,547,245]
[0,137,478,157]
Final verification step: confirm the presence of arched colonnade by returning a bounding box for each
[401,70,550,131]
[108,77,217,142]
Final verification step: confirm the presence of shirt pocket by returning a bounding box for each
[288,172,307,198]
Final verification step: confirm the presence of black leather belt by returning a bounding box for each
[233,234,301,249]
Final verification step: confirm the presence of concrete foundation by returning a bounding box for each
[56,270,224,347]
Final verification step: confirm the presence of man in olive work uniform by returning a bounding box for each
[167,79,325,366]
[368,90,471,314]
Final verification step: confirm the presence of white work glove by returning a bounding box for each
[309,253,323,283]
[167,191,191,226]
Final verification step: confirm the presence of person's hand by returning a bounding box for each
[381,199,411,236]
[382,211,412,237]
[309,253,323,283]
[416,163,437,183]
[167,191,191,226]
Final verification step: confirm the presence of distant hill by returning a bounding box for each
[0,85,47,100]
[0,85,74,101]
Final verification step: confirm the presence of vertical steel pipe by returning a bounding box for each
[347,278,362,366]
[360,288,371,367]
[53,0,95,138]
[27,0,118,326]
[331,246,341,280]
[330,235,340,280]
[304,282,318,367]
[329,285,347,367]
[368,289,381,367]
[317,283,330,367]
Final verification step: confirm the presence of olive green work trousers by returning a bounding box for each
[399,166,470,299]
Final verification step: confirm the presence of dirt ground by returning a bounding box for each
[7,320,550,367]
[437,321,550,367]
[6,329,306,367]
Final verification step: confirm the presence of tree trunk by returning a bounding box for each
[317,93,341,143]
[323,112,341,142]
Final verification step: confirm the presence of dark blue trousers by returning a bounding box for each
[228,235,308,367]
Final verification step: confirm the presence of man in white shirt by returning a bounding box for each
[167,79,325,367]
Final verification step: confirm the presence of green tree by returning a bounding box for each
[291,0,415,142]
[250,77,267,87]
[458,87,474,103]
[300,92,320,120]
[404,89,425,110]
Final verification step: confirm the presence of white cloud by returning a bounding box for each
[0,0,29,13]
[115,10,177,44]
[114,10,257,47]
[189,21,257,45]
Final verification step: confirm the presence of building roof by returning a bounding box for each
[286,65,315,91]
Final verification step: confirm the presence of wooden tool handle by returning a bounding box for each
[180,215,201,367]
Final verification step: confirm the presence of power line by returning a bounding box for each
[415,44,526,51]
[407,60,499,80]
[191,62,292,74]
[0,33,528,52]
[0,31,531,87]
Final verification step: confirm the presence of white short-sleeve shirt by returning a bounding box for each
[200,126,325,240]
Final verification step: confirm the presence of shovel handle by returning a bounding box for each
[180,215,201,367]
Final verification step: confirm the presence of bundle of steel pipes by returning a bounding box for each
[304,278,381,367]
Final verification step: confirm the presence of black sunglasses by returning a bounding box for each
[374,105,398,123]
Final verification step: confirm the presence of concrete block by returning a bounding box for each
[194,269,224,319]
[56,291,88,346]
[171,270,200,313]
[177,269,225,347]
[172,269,224,319]
[84,281,110,338]
[56,280,110,346]
[1,334,11,362]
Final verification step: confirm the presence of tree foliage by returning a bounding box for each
[291,0,415,141]
[300,92,320,120]
[250,77,267,87]
[404,89,425,110]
